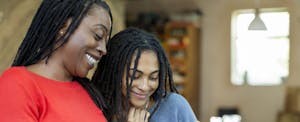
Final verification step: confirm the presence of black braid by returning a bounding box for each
[92,27,178,122]
[12,0,113,111]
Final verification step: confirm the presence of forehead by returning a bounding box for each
[84,6,111,31]
[130,50,158,68]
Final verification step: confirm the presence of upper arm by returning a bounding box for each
[0,74,39,122]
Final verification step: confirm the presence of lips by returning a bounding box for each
[131,91,148,100]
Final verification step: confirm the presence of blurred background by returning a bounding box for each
[1,0,300,122]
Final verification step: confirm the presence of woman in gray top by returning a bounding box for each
[92,28,197,122]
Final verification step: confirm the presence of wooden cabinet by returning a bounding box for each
[278,112,300,122]
[163,22,200,116]
[278,87,300,122]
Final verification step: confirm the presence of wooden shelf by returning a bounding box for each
[163,21,200,116]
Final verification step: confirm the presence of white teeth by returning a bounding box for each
[85,54,97,66]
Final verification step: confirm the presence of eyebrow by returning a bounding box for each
[95,24,109,33]
[129,69,159,75]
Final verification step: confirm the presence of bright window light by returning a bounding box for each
[231,8,290,86]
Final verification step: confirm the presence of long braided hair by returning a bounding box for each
[92,27,178,122]
[12,0,113,110]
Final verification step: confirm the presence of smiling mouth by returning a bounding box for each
[131,91,148,99]
[85,54,99,67]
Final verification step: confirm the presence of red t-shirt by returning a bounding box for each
[0,66,107,122]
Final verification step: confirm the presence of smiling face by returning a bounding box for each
[56,5,111,78]
[122,50,160,108]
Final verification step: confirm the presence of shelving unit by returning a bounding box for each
[163,21,200,116]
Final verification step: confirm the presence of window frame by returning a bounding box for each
[230,8,290,86]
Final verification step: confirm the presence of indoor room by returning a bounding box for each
[0,0,300,122]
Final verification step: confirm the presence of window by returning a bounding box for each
[231,8,290,86]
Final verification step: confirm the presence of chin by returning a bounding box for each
[76,70,89,78]
[131,101,146,108]
[74,62,91,78]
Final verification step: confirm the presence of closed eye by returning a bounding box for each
[149,71,159,81]
[128,69,142,79]
[94,34,103,41]
[149,76,158,81]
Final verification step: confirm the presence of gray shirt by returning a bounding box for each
[148,93,197,122]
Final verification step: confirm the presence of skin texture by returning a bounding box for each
[27,6,111,82]
[122,51,158,122]
[128,107,150,122]
[122,51,159,108]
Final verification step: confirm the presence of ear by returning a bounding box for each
[59,19,72,35]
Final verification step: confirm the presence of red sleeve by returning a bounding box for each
[0,70,39,122]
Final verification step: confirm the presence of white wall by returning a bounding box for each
[198,0,300,122]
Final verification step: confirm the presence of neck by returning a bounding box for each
[26,60,73,82]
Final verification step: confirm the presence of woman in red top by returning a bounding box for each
[0,0,112,121]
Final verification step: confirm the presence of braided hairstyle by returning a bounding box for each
[12,0,113,110]
[92,27,178,122]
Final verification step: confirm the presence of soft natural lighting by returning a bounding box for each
[210,116,222,122]
[210,115,241,122]
[231,9,289,86]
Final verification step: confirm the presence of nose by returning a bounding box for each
[96,41,107,55]
[138,77,150,91]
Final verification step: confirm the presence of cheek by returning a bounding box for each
[65,37,85,54]
[150,81,159,91]
[69,29,91,47]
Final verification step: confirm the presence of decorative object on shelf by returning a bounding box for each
[163,22,200,116]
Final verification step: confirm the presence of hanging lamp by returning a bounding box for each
[248,8,267,30]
